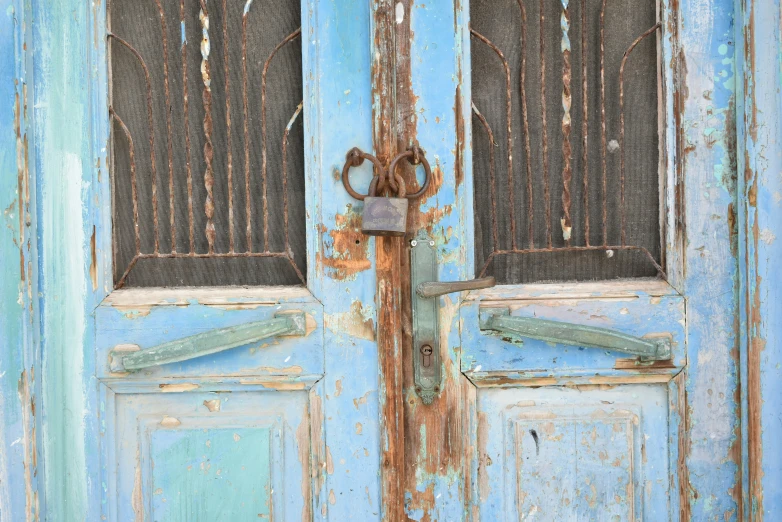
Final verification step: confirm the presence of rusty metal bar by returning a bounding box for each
[540,0,552,248]
[242,2,253,251]
[108,33,160,254]
[470,28,515,250]
[581,0,590,246]
[115,251,305,289]
[599,0,608,246]
[180,0,195,254]
[261,28,302,253]
[469,0,664,280]
[199,1,216,254]
[472,102,499,249]
[282,102,303,255]
[223,0,235,252]
[619,23,661,246]
[560,0,573,244]
[516,0,534,249]
[153,0,177,253]
[478,245,665,279]
[110,107,141,256]
[115,255,141,289]
[111,1,307,288]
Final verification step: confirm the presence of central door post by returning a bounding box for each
[371,0,406,519]
[373,0,471,518]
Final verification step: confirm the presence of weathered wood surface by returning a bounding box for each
[1,0,780,518]
[0,0,40,519]
[737,0,782,518]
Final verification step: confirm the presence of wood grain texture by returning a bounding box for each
[737,0,782,518]
[0,0,40,519]
[372,0,405,518]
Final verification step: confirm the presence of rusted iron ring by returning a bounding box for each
[341,147,385,201]
[371,171,407,198]
[388,148,432,200]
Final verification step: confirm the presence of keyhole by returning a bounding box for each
[421,345,433,367]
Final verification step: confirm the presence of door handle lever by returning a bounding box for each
[110,312,307,372]
[479,307,671,361]
[416,276,496,298]
[410,235,495,404]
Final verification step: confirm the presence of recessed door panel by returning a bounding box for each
[102,387,314,521]
[476,385,670,521]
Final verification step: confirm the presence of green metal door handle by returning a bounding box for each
[109,312,307,372]
[416,276,496,298]
[479,308,671,361]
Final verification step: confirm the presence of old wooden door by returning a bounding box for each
[371,0,739,519]
[83,0,383,519]
[1,0,746,517]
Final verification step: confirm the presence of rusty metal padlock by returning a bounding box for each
[341,146,433,237]
[361,172,408,236]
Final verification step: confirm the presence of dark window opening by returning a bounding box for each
[471,0,662,284]
[110,0,305,287]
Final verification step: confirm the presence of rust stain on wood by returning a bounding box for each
[309,390,326,507]
[317,209,371,280]
[17,369,38,519]
[373,0,407,519]
[158,383,200,392]
[672,372,691,520]
[90,225,97,291]
[295,400,313,522]
[454,87,464,188]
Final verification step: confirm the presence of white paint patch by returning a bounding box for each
[41,151,88,516]
[760,228,776,244]
[395,2,404,24]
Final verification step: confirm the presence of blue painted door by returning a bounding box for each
[91,0,380,519]
[444,0,739,518]
[0,0,742,517]
[386,0,736,518]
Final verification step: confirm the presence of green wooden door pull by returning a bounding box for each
[110,312,307,372]
[479,308,671,361]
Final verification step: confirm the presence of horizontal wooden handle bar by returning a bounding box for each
[416,276,496,298]
[111,312,306,372]
[479,308,671,361]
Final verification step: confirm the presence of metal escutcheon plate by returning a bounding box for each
[410,233,441,404]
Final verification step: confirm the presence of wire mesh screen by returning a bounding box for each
[471,0,663,284]
[109,0,305,288]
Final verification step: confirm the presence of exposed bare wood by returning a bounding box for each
[373,0,405,519]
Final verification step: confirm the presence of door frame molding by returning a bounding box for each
[736,0,782,518]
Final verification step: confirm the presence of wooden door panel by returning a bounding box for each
[102,386,315,521]
[461,282,685,382]
[475,385,671,521]
[94,289,323,381]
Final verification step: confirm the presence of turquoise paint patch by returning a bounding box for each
[150,427,271,520]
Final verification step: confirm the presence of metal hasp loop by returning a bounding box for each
[387,146,432,199]
[411,234,497,404]
[341,146,432,200]
[341,147,387,201]
[479,308,671,361]
[110,312,307,372]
